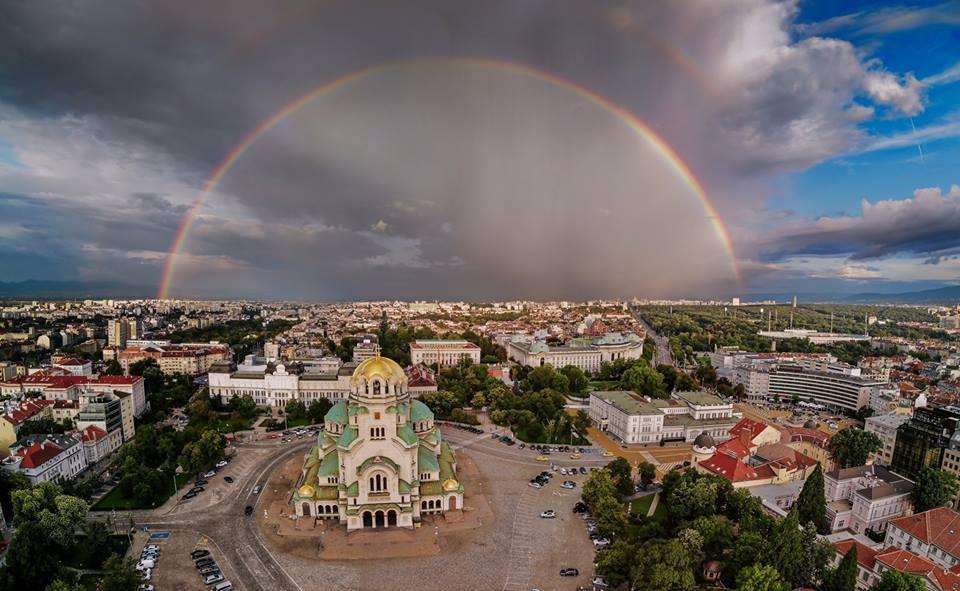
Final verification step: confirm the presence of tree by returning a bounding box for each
[690,515,734,559]
[128,358,163,392]
[674,372,698,392]
[795,463,827,530]
[595,540,634,588]
[4,521,63,589]
[667,474,719,522]
[724,531,766,586]
[656,364,679,392]
[236,393,258,419]
[737,564,789,591]
[560,365,589,394]
[97,554,142,591]
[828,428,882,468]
[284,399,306,420]
[572,410,592,438]
[307,399,332,424]
[631,539,695,591]
[103,359,123,376]
[418,390,461,419]
[606,458,634,498]
[912,467,960,513]
[582,469,618,512]
[824,545,858,591]
[620,365,666,398]
[46,580,82,591]
[638,461,656,489]
[766,508,803,587]
[595,494,628,538]
[798,522,835,588]
[871,570,926,591]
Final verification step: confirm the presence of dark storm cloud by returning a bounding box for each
[759,185,960,262]
[0,0,931,298]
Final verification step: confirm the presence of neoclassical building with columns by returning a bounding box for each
[292,353,463,530]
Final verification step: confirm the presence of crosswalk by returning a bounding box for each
[501,491,537,591]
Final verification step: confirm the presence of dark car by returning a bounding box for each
[224,476,234,483]
[573,502,587,513]
[195,479,208,486]
[579,467,588,475]
[190,486,204,493]
[182,491,197,500]
[190,549,210,559]
[195,558,215,568]
[244,505,254,516]
[560,568,580,577]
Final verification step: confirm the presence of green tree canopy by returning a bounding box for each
[912,467,960,513]
[737,564,790,591]
[606,457,634,498]
[97,554,142,591]
[631,539,695,591]
[638,461,656,488]
[766,508,803,587]
[560,365,588,394]
[582,469,618,512]
[620,365,666,398]
[825,545,858,591]
[871,570,927,591]
[828,428,882,468]
[795,463,827,530]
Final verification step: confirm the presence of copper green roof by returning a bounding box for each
[337,425,358,447]
[420,480,443,495]
[439,441,457,481]
[410,399,434,421]
[316,485,339,500]
[348,404,369,416]
[303,446,320,469]
[418,444,440,472]
[319,449,339,476]
[357,455,399,475]
[397,423,417,445]
[346,481,358,497]
[325,400,348,424]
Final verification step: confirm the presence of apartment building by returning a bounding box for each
[2,434,87,485]
[117,342,231,375]
[824,465,913,534]
[884,507,960,569]
[866,413,912,465]
[410,340,482,368]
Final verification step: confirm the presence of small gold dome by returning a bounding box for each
[351,355,407,385]
[442,478,460,492]
[298,484,316,498]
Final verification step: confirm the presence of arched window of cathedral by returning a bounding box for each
[373,380,382,396]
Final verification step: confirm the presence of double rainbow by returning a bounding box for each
[158,57,738,299]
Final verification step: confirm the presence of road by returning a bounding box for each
[93,439,313,591]
[630,305,674,367]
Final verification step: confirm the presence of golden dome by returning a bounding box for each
[351,354,407,386]
[442,478,460,492]
[297,484,316,498]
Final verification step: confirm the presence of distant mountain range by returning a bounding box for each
[841,285,960,304]
[0,280,154,299]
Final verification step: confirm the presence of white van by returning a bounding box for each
[213,581,233,591]
[137,559,155,570]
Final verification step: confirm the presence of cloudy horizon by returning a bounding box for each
[2,1,960,300]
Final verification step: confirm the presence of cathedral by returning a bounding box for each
[292,353,464,530]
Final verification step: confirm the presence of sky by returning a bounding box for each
[1,0,959,301]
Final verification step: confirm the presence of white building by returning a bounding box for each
[588,390,736,445]
[865,414,912,465]
[507,333,643,374]
[209,358,362,407]
[824,465,913,534]
[735,362,886,412]
[410,340,481,368]
[884,507,960,569]
[80,425,122,464]
[2,434,87,484]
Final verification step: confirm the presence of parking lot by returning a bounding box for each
[129,529,243,591]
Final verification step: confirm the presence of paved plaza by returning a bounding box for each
[122,427,608,591]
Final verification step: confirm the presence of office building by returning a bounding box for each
[865,413,912,466]
[507,332,643,374]
[588,390,736,445]
[891,405,960,479]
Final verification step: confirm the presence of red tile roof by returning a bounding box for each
[80,425,108,442]
[889,507,960,558]
[834,539,879,569]
[16,441,65,468]
[729,417,771,440]
[90,375,142,385]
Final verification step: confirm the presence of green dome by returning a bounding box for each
[410,399,435,422]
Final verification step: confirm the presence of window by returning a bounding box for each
[369,472,387,492]
[370,426,385,439]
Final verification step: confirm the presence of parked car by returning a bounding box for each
[536,455,548,462]
[560,568,579,577]
[139,585,155,591]
[252,485,262,494]
[136,559,155,570]
[579,467,588,474]
[191,549,210,559]
[199,566,220,576]
[195,479,208,486]
[196,558,215,568]
[215,460,228,468]
[212,582,233,591]
[224,476,234,483]
[573,501,587,513]
[527,481,543,489]
[593,538,611,547]
[540,509,556,518]
[561,481,575,489]
[141,569,152,582]
[245,505,254,516]
[204,573,225,585]
[144,544,160,551]
[203,470,216,478]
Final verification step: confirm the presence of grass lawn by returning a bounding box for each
[285,417,312,428]
[629,495,655,516]
[211,413,256,433]
[650,496,668,522]
[92,472,194,511]
[588,380,621,391]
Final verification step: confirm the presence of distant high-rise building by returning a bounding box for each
[126,317,142,340]
[107,318,130,348]
[792,295,798,308]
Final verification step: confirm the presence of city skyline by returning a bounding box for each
[2,1,960,300]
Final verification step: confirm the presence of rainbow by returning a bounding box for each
[158,57,739,299]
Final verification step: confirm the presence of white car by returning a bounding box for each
[593,538,611,547]
[141,569,152,581]
[528,481,543,489]
[204,573,225,585]
[593,576,609,588]
[215,460,228,468]
[540,509,556,518]
[136,559,155,570]
[203,470,216,478]
[559,468,568,475]
[561,481,576,489]
[252,485,262,494]
[144,544,160,551]
[139,585,155,591]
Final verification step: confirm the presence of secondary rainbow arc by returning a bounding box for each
[158,57,739,299]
